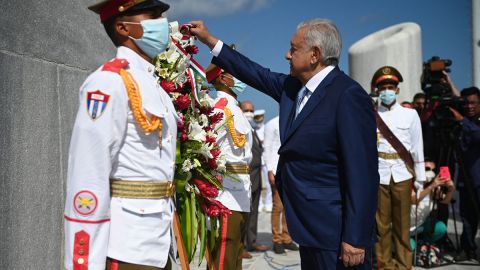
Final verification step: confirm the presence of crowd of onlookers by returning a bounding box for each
[370,68,480,268]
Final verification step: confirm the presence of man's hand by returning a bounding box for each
[188,21,219,49]
[340,242,365,267]
[268,171,276,189]
[448,107,464,122]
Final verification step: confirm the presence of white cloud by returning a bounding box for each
[163,0,274,17]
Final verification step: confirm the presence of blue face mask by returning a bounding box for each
[379,89,397,105]
[231,77,247,96]
[126,18,170,59]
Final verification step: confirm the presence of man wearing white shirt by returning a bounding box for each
[64,1,177,269]
[372,66,426,270]
[264,116,298,254]
[205,62,253,270]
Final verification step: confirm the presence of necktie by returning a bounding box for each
[295,87,310,118]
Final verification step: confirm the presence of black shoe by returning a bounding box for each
[273,243,285,254]
[454,250,477,262]
[283,242,299,251]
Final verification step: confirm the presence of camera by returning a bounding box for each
[421,56,466,128]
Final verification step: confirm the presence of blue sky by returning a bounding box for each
[167,0,473,121]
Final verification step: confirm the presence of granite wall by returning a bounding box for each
[0,1,114,269]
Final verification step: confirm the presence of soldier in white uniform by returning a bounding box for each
[205,61,253,270]
[373,66,426,270]
[63,1,178,269]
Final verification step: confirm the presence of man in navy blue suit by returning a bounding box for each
[190,19,379,269]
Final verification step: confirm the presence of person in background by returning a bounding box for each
[241,101,269,259]
[401,101,413,109]
[449,87,480,262]
[410,160,455,252]
[412,93,426,115]
[373,66,426,270]
[254,109,273,213]
[264,115,299,254]
[205,62,253,270]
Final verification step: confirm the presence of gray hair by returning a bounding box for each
[297,19,342,66]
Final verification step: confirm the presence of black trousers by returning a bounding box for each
[246,183,262,250]
[459,186,480,252]
[299,246,372,270]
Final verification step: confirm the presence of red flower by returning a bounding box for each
[201,106,214,116]
[205,136,216,144]
[210,149,221,159]
[186,45,199,54]
[202,198,231,217]
[209,112,223,124]
[177,120,185,131]
[193,178,219,198]
[176,94,191,110]
[160,80,176,93]
[181,133,188,142]
[215,175,223,183]
[207,158,218,170]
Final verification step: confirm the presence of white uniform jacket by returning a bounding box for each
[64,46,178,270]
[377,102,426,185]
[213,92,253,212]
[264,116,281,174]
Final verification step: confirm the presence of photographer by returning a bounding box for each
[410,160,455,253]
[448,87,480,261]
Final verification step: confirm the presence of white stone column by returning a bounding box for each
[473,0,480,87]
[348,22,423,102]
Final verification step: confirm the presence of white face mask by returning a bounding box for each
[426,170,436,182]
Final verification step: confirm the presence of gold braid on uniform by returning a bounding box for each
[224,107,246,148]
[119,69,162,133]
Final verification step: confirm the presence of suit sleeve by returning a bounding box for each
[63,73,128,270]
[212,44,287,103]
[461,118,480,144]
[336,85,379,248]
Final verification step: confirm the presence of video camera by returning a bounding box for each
[421,56,466,127]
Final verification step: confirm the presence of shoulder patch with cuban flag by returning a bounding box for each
[87,90,110,120]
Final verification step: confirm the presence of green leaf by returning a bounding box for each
[182,193,192,261]
[189,191,198,262]
[198,209,207,266]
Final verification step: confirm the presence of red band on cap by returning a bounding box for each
[99,0,132,22]
[206,66,223,83]
[375,75,399,85]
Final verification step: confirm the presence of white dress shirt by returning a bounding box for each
[64,46,177,270]
[214,91,253,212]
[295,65,335,117]
[377,102,426,185]
[264,116,281,173]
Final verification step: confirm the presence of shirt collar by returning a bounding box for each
[378,101,400,112]
[217,91,238,105]
[116,46,156,76]
[304,65,335,93]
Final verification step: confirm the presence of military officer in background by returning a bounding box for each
[64,1,178,269]
[241,102,269,259]
[206,60,253,270]
[373,66,426,269]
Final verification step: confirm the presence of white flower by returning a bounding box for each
[188,121,207,142]
[199,92,215,107]
[206,130,216,138]
[199,114,209,127]
[157,68,169,78]
[182,159,194,172]
[193,142,214,159]
[216,155,226,173]
[158,52,168,61]
[167,50,181,64]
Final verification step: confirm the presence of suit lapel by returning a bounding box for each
[283,67,340,142]
[279,90,297,143]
